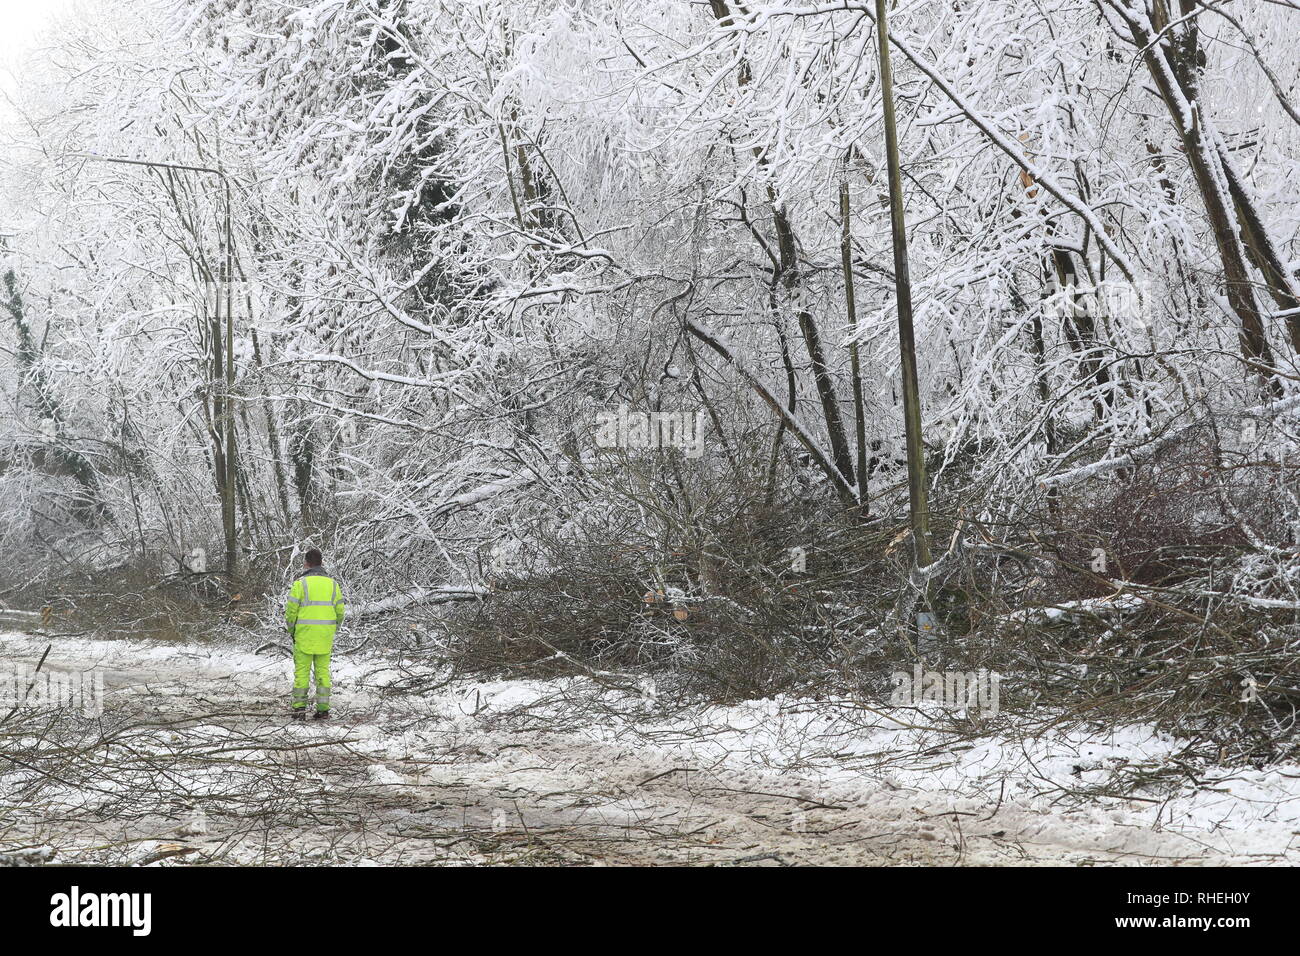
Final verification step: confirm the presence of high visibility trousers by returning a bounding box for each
[292,648,332,712]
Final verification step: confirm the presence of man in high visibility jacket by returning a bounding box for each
[285,548,345,720]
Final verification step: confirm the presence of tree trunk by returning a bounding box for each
[1115,0,1281,393]
[841,172,870,510]
[709,0,857,494]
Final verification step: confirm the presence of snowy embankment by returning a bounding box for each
[1,629,1296,866]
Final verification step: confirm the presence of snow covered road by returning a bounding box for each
[1,631,1297,866]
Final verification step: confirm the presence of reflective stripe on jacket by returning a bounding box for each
[286,568,345,654]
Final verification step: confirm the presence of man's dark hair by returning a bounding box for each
[305,548,323,567]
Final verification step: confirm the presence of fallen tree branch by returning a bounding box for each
[685,317,859,508]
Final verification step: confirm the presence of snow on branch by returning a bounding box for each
[350,585,488,619]
[686,316,858,507]
[1041,393,1300,489]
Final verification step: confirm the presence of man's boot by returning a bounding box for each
[313,710,330,721]
[291,709,307,721]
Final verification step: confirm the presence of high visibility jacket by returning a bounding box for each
[285,568,345,654]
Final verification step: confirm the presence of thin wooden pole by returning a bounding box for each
[69,153,242,577]
[874,0,931,567]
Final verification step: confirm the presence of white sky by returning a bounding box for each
[0,0,73,104]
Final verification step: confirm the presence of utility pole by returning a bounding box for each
[222,174,236,579]
[70,152,240,579]
[873,0,932,569]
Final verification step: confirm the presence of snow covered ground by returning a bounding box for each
[1,629,1297,866]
